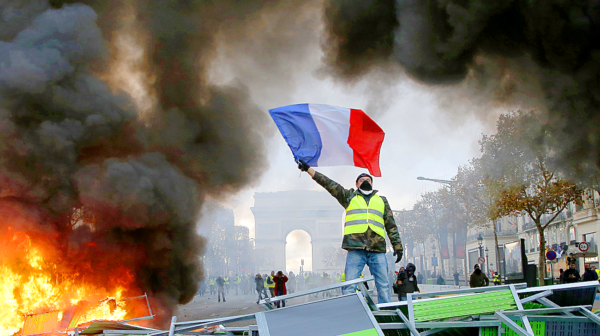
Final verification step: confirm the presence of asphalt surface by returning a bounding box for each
[176,288,342,327]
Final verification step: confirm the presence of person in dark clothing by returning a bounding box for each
[394,263,420,301]
[216,276,226,302]
[273,271,288,308]
[469,264,489,288]
[558,269,564,284]
[437,274,445,285]
[453,270,460,286]
[563,263,581,283]
[255,274,268,304]
[417,272,423,284]
[583,264,599,281]
[566,253,578,268]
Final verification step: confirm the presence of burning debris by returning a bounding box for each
[20,294,153,335]
[0,0,270,333]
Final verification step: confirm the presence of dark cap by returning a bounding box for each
[474,264,480,269]
[356,173,373,183]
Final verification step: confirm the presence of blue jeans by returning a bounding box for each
[343,249,391,303]
[256,288,268,303]
[275,290,286,308]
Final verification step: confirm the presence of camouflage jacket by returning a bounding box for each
[313,172,403,253]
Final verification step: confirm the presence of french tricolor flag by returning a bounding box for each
[269,103,385,176]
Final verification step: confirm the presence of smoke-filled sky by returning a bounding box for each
[209,1,539,236]
[209,0,600,272]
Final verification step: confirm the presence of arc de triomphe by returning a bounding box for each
[252,190,345,274]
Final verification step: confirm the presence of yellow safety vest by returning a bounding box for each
[341,273,345,282]
[344,194,385,237]
[224,277,229,285]
[268,276,276,288]
[209,278,215,285]
[234,276,241,284]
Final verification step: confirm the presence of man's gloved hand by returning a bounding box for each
[393,249,403,263]
[298,159,310,172]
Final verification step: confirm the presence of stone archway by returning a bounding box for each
[285,229,312,273]
[252,190,345,274]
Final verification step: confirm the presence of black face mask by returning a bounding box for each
[474,269,482,275]
[359,180,372,191]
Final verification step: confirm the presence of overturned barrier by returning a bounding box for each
[52,279,600,336]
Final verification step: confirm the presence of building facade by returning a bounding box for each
[464,189,600,280]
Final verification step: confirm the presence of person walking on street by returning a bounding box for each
[298,161,403,303]
[273,271,288,308]
[216,276,226,302]
[558,269,565,284]
[417,272,423,284]
[394,263,419,301]
[288,271,296,294]
[567,253,579,273]
[583,264,598,281]
[453,270,460,286]
[255,274,269,304]
[209,276,215,295]
[563,263,581,283]
[267,271,276,298]
[224,276,230,294]
[436,274,445,285]
[234,274,241,295]
[493,272,501,286]
[469,264,489,288]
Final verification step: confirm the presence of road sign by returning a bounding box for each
[478,257,485,264]
[432,257,438,266]
[579,242,590,253]
[546,250,557,261]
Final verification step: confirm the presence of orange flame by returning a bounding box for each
[0,229,139,336]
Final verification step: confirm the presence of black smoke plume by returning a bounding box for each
[0,0,287,326]
[323,0,600,174]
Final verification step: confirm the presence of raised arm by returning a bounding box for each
[298,160,352,208]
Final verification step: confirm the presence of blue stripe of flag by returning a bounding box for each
[269,103,323,166]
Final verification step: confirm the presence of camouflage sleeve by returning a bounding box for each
[312,171,353,208]
[382,196,403,251]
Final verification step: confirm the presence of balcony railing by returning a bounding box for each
[467,229,517,242]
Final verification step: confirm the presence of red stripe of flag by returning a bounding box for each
[348,109,385,177]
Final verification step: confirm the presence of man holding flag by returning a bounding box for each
[269,102,403,303]
[297,161,403,303]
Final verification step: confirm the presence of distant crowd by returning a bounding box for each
[198,271,346,307]
[199,260,600,306]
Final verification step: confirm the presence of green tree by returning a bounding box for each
[479,111,582,282]
[454,159,504,279]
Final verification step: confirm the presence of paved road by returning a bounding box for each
[176,289,342,327]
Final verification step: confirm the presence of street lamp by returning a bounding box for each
[432,245,437,277]
[485,247,490,275]
[477,233,483,258]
